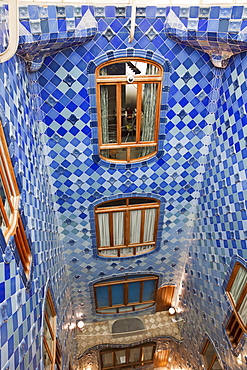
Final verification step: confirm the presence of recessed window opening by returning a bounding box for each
[43,289,62,370]
[96,58,163,163]
[201,339,223,370]
[100,342,156,370]
[95,197,160,257]
[94,275,158,314]
[225,263,247,348]
[0,122,31,278]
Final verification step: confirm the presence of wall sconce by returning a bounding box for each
[77,320,85,330]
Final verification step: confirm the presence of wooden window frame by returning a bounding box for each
[96,58,163,163]
[201,339,222,370]
[100,342,156,370]
[95,197,160,257]
[43,289,59,370]
[225,263,247,348]
[0,122,31,278]
[94,275,158,314]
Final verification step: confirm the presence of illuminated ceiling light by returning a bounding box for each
[77,320,85,330]
[168,307,176,315]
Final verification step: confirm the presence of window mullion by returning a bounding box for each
[109,212,114,247]
[125,209,130,247]
[140,281,144,303]
[140,209,145,244]
[135,83,142,144]
[124,282,128,306]
[116,84,122,145]
[108,285,112,307]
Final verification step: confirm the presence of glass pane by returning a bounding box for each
[118,306,133,313]
[143,208,156,242]
[238,294,247,325]
[45,300,55,331]
[102,352,113,368]
[98,308,116,314]
[212,359,222,370]
[143,280,156,301]
[134,146,156,159]
[100,248,118,257]
[141,83,158,143]
[97,199,126,208]
[143,346,153,361]
[204,342,215,369]
[130,210,141,243]
[129,198,155,205]
[112,283,124,306]
[230,266,247,304]
[134,303,152,310]
[136,245,153,254]
[43,347,52,370]
[120,247,133,256]
[115,350,126,365]
[113,212,124,245]
[102,147,127,161]
[0,175,11,221]
[96,286,109,308]
[129,347,141,363]
[122,84,137,143]
[98,213,110,247]
[0,208,7,232]
[99,61,159,76]
[128,281,141,303]
[43,319,54,357]
[100,85,117,144]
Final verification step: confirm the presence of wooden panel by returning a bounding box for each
[153,349,169,367]
[155,285,175,312]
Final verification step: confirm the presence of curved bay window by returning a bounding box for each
[95,197,159,257]
[100,342,156,370]
[0,122,31,278]
[94,275,158,314]
[201,339,222,370]
[225,263,247,348]
[96,58,163,163]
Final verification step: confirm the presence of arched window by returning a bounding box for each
[94,274,158,314]
[96,58,163,163]
[201,338,223,370]
[95,197,159,257]
[225,262,247,348]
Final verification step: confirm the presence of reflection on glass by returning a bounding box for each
[99,62,159,76]
[100,85,117,144]
[129,347,141,363]
[100,248,118,257]
[0,175,11,220]
[102,352,113,368]
[122,84,137,143]
[43,318,54,361]
[43,348,52,370]
[115,350,126,364]
[0,208,6,232]
[204,342,215,369]
[142,346,153,361]
[120,247,133,256]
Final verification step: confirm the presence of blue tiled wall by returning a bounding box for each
[0,54,75,369]
[1,3,247,370]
